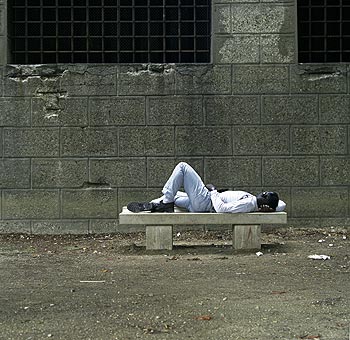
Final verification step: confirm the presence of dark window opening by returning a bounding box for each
[9,0,211,64]
[298,0,350,63]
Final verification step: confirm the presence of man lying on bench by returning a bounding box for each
[127,162,286,214]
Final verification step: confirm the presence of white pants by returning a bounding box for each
[152,162,213,212]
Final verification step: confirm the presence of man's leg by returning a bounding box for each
[162,162,212,212]
[127,162,212,213]
[151,191,190,210]
[173,192,190,210]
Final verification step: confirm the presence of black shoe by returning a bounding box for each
[151,201,174,213]
[127,201,155,213]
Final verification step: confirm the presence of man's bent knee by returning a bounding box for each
[177,161,189,168]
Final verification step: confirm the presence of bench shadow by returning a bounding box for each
[122,242,287,255]
[261,242,289,253]
[174,242,287,256]
[172,243,234,255]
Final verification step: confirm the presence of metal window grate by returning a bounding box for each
[10,0,211,64]
[298,0,350,63]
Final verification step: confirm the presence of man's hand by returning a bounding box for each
[206,184,217,191]
[258,204,275,212]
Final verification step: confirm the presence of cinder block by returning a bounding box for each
[89,97,145,125]
[61,65,116,96]
[0,159,30,188]
[61,127,118,157]
[262,95,318,124]
[263,157,319,186]
[232,65,289,94]
[90,158,146,187]
[175,65,231,95]
[286,217,321,228]
[119,127,174,156]
[32,159,88,188]
[32,220,89,234]
[0,37,5,65]
[205,96,259,125]
[147,158,203,187]
[215,36,259,64]
[321,157,350,186]
[0,98,31,126]
[62,189,119,219]
[0,129,3,157]
[118,65,175,95]
[90,219,119,234]
[291,187,348,217]
[232,126,289,155]
[115,224,144,233]
[231,4,294,34]
[213,4,231,34]
[319,95,350,124]
[0,221,31,234]
[0,7,4,35]
[222,0,259,2]
[204,157,262,187]
[4,128,59,157]
[32,97,88,126]
[320,218,350,228]
[176,127,232,156]
[260,0,294,2]
[261,34,295,64]
[290,65,347,94]
[148,96,203,125]
[3,190,60,219]
[292,126,347,155]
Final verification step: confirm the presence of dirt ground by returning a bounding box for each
[0,227,349,340]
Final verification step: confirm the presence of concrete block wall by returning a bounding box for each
[0,0,349,234]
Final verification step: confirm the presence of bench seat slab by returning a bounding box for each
[119,207,287,225]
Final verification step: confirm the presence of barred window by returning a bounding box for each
[9,0,211,64]
[298,0,350,63]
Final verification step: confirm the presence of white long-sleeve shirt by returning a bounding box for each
[210,190,286,213]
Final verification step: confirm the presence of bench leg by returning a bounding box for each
[232,225,261,250]
[146,226,173,250]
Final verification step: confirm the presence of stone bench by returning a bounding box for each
[119,207,287,251]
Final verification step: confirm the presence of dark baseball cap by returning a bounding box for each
[256,191,279,210]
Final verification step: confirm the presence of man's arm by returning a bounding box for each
[210,190,257,213]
